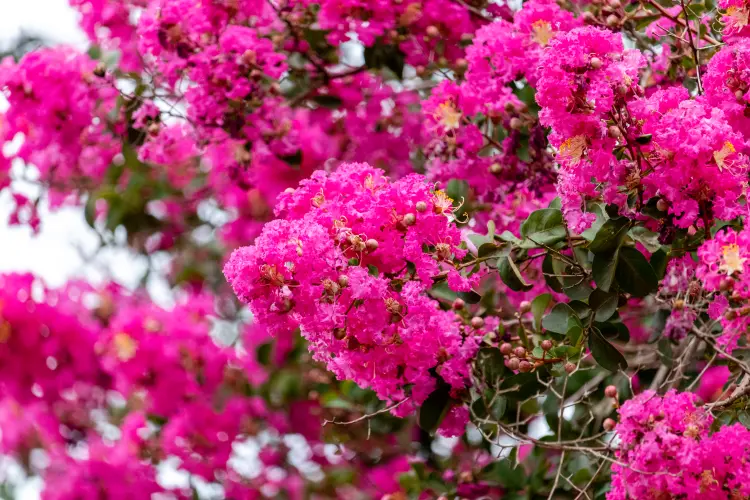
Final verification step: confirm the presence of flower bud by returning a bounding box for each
[500,343,513,355]
[725,309,738,321]
[489,163,503,174]
[333,327,347,340]
[337,275,349,288]
[508,358,520,370]
[541,340,553,351]
[603,418,617,431]
[656,199,669,212]
[403,213,416,226]
[564,362,576,374]
[366,238,379,251]
[582,11,596,23]
[673,299,685,310]
[720,277,735,292]
[519,300,531,314]
[606,14,619,27]
[590,56,603,69]
[416,201,427,212]
[518,360,532,373]
[514,346,527,358]
[509,117,522,130]
[426,25,440,37]
[608,125,622,138]
[605,385,618,398]
[471,316,485,329]
[452,298,465,310]
[609,0,621,8]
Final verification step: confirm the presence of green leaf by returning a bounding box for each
[257,342,273,366]
[480,459,526,490]
[629,226,661,253]
[635,133,653,145]
[592,250,619,291]
[497,230,522,244]
[519,209,566,248]
[650,249,668,280]
[418,382,452,433]
[616,246,658,297]
[490,396,507,420]
[589,288,619,322]
[531,293,552,332]
[589,218,630,254]
[478,242,503,258]
[542,303,581,334]
[476,347,508,386]
[542,254,564,293]
[588,327,627,372]
[499,255,533,292]
[566,325,584,345]
[310,94,343,108]
[580,203,608,241]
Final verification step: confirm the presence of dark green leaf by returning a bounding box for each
[519,209,566,248]
[542,254,564,293]
[531,293,552,332]
[588,328,627,372]
[616,246,658,297]
[310,94,343,108]
[650,249,668,280]
[589,288,619,322]
[480,459,526,490]
[542,303,581,334]
[589,218,630,254]
[476,347,507,386]
[499,255,533,292]
[478,242,503,258]
[635,133,653,145]
[418,382,452,433]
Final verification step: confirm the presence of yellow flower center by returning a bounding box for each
[531,20,555,46]
[558,135,587,164]
[727,6,750,30]
[113,333,137,361]
[436,101,462,131]
[713,141,736,172]
[721,243,746,275]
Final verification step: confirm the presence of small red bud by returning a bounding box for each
[452,298,465,310]
[518,360,532,373]
[471,316,485,329]
[415,201,427,213]
[656,199,669,212]
[337,275,349,288]
[365,239,379,251]
[508,358,520,370]
[514,346,527,358]
[564,362,576,374]
[403,213,416,226]
[720,277,735,292]
[541,340,553,351]
[509,117,522,130]
[606,14,619,27]
[590,56,603,69]
[519,301,531,314]
[605,385,618,398]
[333,328,347,340]
[603,418,617,431]
[426,25,440,37]
[608,125,622,138]
[500,343,513,355]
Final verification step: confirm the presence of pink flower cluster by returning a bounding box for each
[224,163,481,423]
[537,26,644,232]
[610,390,750,499]
[313,0,485,65]
[0,48,120,209]
[698,227,750,352]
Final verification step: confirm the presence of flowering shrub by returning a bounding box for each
[2,0,750,498]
